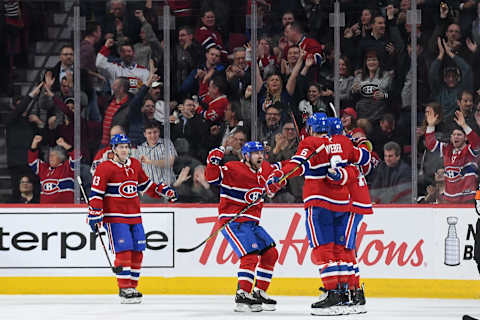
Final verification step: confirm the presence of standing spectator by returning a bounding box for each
[194,9,228,60]
[175,25,204,100]
[96,39,149,94]
[259,104,283,152]
[81,21,104,122]
[425,109,480,203]
[102,0,141,45]
[196,75,229,123]
[369,141,412,204]
[270,121,302,202]
[28,135,77,203]
[222,129,247,162]
[180,46,224,98]
[8,174,39,204]
[171,97,209,162]
[125,70,158,146]
[226,47,251,101]
[132,10,162,69]
[134,121,177,187]
[444,90,480,135]
[351,49,393,125]
[45,45,87,94]
[284,22,324,71]
[100,77,133,148]
[429,37,473,119]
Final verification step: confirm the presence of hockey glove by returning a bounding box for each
[87,207,103,232]
[265,169,286,197]
[156,184,178,202]
[327,168,342,181]
[207,147,224,166]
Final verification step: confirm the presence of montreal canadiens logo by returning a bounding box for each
[119,181,138,198]
[42,179,59,194]
[244,187,263,204]
[445,168,461,181]
[360,83,379,97]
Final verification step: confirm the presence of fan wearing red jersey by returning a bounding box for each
[265,113,370,316]
[205,141,280,312]
[87,134,177,304]
[28,135,77,203]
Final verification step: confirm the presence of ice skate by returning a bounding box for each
[130,288,143,304]
[234,289,262,312]
[119,288,137,304]
[350,284,367,314]
[252,288,276,311]
[311,288,344,316]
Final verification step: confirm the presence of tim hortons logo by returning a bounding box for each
[196,213,424,267]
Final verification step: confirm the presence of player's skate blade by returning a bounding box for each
[252,288,276,311]
[310,288,343,316]
[234,289,262,312]
[119,288,138,304]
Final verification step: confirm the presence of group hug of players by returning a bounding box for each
[86,112,373,316]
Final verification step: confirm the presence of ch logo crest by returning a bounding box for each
[42,179,59,194]
[244,188,263,204]
[119,181,138,198]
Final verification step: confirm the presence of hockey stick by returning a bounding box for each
[177,144,325,253]
[329,102,338,117]
[77,176,123,274]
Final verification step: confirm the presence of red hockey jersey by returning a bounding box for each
[200,94,229,122]
[298,36,324,65]
[205,160,278,223]
[90,157,166,224]
[425,126,480,203]
[28,149,76,203]
[90,146,114,175]
[281,135,370,211]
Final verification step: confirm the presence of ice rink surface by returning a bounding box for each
[0,295,478,320]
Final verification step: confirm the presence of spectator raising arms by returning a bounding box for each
[28,135,77,203]
[425,109,480,203]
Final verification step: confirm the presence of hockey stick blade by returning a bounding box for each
[464,315,479,320]
[176,144,325,253]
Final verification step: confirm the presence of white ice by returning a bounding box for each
[0,295,478,320]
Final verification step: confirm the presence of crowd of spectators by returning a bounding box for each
[4,0,480,205]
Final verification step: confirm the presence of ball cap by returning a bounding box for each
[342,107,357,120]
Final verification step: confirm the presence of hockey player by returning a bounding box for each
[204,142,280,312]
[265,113,370,315]
[327,117,372,314]
[87,134,177,304]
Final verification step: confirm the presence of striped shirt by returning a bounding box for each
[133,138,177,184]
[101,95,129,145]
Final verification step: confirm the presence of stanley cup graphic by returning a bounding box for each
[444,216,460,266]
